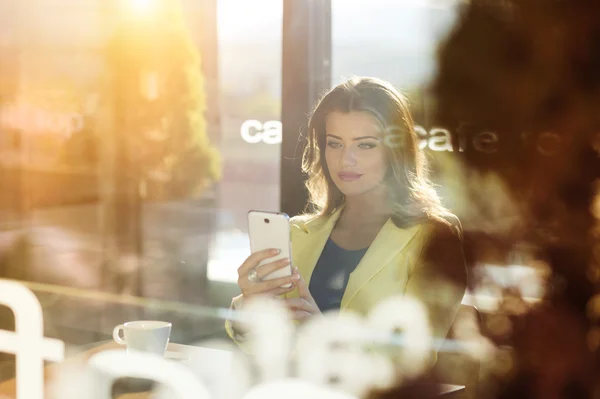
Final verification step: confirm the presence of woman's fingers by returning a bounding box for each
[282,297,313,312]
[294,268,313,300]
[266,283,298,297]
[260,272,300,292]
[237,248,280,277]
[255,258,291,279]
[291,310,312,320]
[244,271,300,296]
[237,278,297,305]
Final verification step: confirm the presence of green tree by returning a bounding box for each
[105,0,220,200]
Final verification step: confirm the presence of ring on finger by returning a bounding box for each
[247,269,261,283]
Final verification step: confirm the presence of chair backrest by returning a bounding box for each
[433,304,483,399]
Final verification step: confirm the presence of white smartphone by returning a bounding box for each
[247,210,293,288]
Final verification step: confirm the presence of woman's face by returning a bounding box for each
[324,111,388,198]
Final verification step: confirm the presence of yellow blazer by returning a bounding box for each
[226,208,466,357]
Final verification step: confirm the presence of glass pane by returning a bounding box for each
[330,0,545,339]
[331,0,462,204]
[0,0,282,363]
[332,0,459,91]
[211,0,283,284]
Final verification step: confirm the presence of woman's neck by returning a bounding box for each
[337,189,392,229]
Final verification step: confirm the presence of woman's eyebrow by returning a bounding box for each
[353,136,380,141]
[325,134,380,141]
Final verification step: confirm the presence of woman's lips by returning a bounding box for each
[337,172,363,181]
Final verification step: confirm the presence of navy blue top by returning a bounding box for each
[308,238,369,312]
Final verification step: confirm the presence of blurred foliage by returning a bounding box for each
[237,79,281,118]
[101,0,221,200]
[62,117,98,168]
[432,0,600,398]
[3,79,89,113]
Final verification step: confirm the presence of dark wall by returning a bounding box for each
[280,0,331,218]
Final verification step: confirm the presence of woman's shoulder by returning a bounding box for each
[289,212,334,235]
[417,214,467,281]
[394,212,463,241]
[289,213,320,234]
[441,213,463,240]
[289,213,313,227]
[420,213,463,241]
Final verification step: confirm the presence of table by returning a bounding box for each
[0,341,233,399]
[0,342,465,399]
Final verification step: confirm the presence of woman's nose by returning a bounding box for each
[340,148,357,167]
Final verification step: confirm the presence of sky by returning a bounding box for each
[217,0,460,46]
[216,0,461,95]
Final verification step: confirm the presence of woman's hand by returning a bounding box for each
[237,248,299,299]
[283,268,322,321]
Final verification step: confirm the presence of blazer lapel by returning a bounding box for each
[340,220,422,310]
[293,208,343,288]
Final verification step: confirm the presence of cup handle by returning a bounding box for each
[113,324,126,345]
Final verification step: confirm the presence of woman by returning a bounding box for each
[226,77,466,357]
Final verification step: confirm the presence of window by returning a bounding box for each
[331,0,461,207]
[208,0,283,284]
[0,0,285,352]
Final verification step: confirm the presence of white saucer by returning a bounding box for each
[165,351,189,361]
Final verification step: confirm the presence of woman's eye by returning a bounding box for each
[327,141,342,149]
[358,142,377,149]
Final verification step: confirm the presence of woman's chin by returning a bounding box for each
[337,186,369,198]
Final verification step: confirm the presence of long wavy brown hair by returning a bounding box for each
[302,77,455,228]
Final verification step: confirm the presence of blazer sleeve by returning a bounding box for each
[225,291,294,353]
[404,222,467,363]
[224,294,253,353]
[225,215,307,349]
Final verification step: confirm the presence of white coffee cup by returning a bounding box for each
[112,320,172,356]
